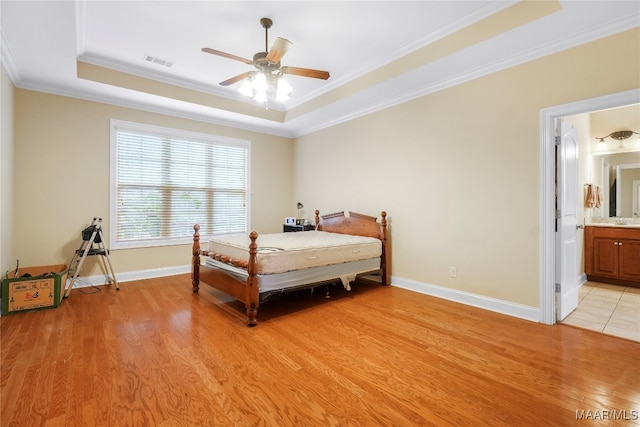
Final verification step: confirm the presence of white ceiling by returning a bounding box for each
[2,1,639,137]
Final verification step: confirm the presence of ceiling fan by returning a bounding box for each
[201,17,330,101]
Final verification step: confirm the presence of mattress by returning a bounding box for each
[207,230,382,274]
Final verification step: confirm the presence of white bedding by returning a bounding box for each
[207,230,382,274]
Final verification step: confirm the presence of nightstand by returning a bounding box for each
[283,224,315,232]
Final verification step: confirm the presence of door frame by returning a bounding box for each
[539,88,640,325]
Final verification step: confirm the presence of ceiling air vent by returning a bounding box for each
[143,54,174,68]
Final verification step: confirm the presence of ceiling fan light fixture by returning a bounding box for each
[202,17,330,105]
[252,72,268,92]
[238,79,254,97]
[276,76,292,102]
[276,91,289,102]
[254,89,268,103]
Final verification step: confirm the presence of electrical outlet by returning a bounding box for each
[449,266,457,278]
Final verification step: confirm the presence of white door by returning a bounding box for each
[556,119,579,320]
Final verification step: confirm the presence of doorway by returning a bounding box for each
[539,88,640,325]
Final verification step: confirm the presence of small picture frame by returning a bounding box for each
[284,217,296,225]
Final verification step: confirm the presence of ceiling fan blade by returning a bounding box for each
[266,37,292,63]
[201,48,252,65]
[281,66,330,80]
[219,72,252,86]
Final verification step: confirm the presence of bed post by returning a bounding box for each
[315,210,320,230]
[380,212,390,286]
[245,231,259,326]
[192,224,201,293]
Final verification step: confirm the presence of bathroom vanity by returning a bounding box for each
[584,225,640,287]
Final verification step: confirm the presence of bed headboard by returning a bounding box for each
[315,210,387,240]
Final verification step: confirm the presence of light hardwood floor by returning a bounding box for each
[2,275,639,426]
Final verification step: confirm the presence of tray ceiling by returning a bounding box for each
[2,1,639,137]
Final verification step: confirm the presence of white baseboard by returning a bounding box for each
[67,267,540,323]
[577,273,587,287]
[66,264,190,288]
[391,275,540,322]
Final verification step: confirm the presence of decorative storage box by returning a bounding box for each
[1,264,68,315]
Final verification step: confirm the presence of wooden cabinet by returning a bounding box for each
[585,226,640,287]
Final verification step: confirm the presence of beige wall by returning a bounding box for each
[1,65,15,273]
[5,28,639,311]
[12,91,294,275]
[294,28,640,308]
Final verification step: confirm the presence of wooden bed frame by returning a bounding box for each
[191,210,389,326]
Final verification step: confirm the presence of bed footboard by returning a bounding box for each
[192,225,260,326]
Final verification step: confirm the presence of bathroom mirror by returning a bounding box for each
[591,151,640,218]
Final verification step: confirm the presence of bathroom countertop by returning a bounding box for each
[585,223,640,228]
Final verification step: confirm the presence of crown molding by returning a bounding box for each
[285,11,640,137]
[0,29,21,85]
[15,79,296,138]
[286,0,517,109]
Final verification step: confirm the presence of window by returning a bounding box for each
[110,120,250,249]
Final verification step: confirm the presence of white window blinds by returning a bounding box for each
[110,120,249,249]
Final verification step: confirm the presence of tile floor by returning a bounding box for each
[562,281,640,342]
